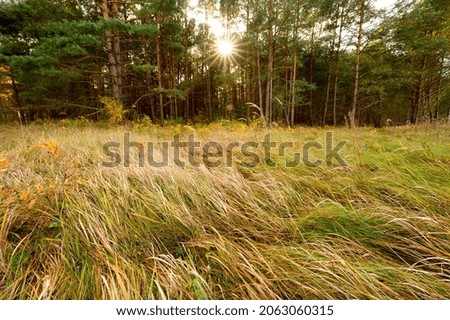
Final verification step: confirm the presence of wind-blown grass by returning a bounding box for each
[0,122,449,299]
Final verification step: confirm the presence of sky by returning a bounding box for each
[187,0,400,38]
[189,0,398,8]
[374,0,397,9]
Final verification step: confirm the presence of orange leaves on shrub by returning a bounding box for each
[34,141,61,159]
[0,186,11,197]
[0,185,36,209]
[19,190,30,201]
[0,158,10,169]
[0,140,77,212]
[27,199,37,210]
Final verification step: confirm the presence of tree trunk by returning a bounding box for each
[290,51,297,128]
[11,77,25,124]
[101,0,122,102]
[265,0,274,126]
[324,6,341,126]
[323,45,333,126]
[427,79,433,122]
[410,55,427,124]
[256,48,263,113]
[349,0,365,129]
[308,26,315,126]
[434,57,444,120]
[332,68,340,126]
[156,34,164,126]
[332,4,344,126]
[290,12,300,128]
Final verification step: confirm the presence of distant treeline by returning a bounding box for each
[0,0,449,127]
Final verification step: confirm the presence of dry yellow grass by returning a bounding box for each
[0,121,449,299]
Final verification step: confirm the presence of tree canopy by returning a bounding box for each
[0,0,448,126]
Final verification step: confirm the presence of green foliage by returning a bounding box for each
[59,117,94,127]
[129,24,158,37]
[0,0,448,125]
[131,64,157,74]
[100,97,126,125]
[103,18,131,33]
[166,88,187,101]
[132,114,155,129]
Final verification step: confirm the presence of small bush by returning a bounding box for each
[100,97,126,125]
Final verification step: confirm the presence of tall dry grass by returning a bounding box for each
[0,122,449,299]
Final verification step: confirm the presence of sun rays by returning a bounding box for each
[209,35,243,68]
[217,39,234,57]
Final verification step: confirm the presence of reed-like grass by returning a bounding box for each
[0,122,449,299]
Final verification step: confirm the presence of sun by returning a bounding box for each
[217,39,234,57]
[209,36,241,67]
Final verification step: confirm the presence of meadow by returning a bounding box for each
[0,121,449,299]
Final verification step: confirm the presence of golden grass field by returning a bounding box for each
[0,121,449,299]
